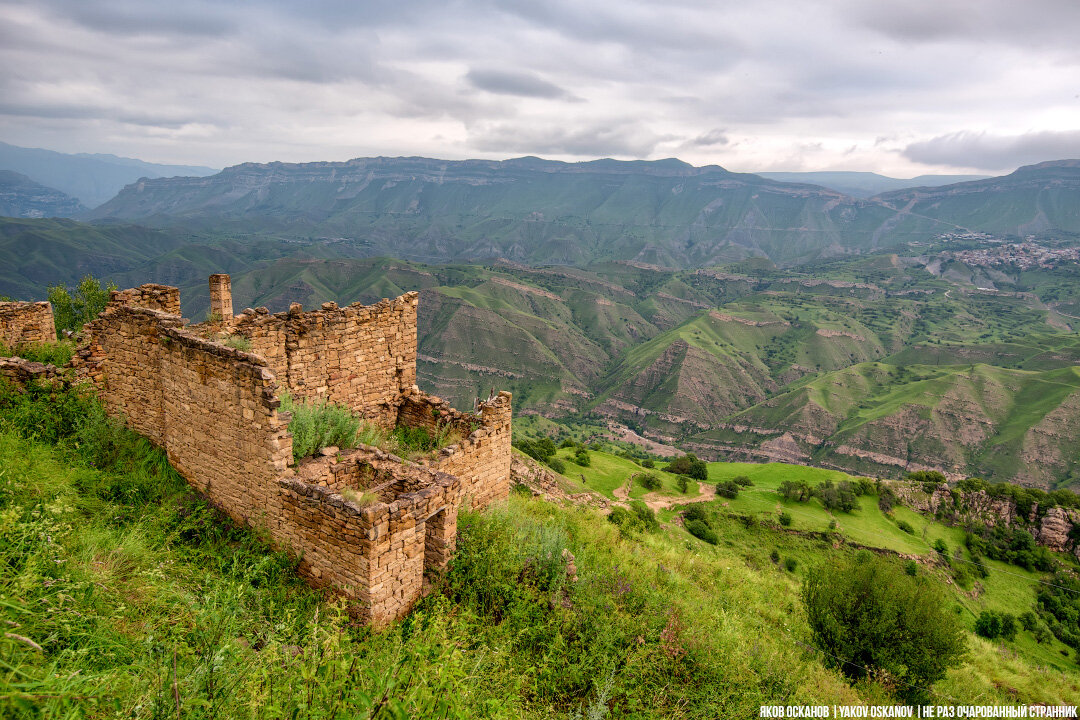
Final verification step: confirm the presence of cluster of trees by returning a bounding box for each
[954,476,1080,514]
[964,525,1055,572]
[974,611,1018,641]
[1035,571,1080,652]
[664,454,708,481]
[777,477,874,513]
[715,475,751,499]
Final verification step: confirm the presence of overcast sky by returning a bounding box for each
[1,0,1078,176]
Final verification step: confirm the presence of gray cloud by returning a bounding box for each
[470,122,668,158]
[902,131,1080,172]
[683,129,729,148]
[466,69,574,99]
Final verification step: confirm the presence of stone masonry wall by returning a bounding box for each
[232,294,419,426]
[73,281,510,626]
[399,389,514,510]
[0,301,55,347]
[110,284,181,315]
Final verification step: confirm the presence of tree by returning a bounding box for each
[802,553,966,703]
[664,454,707,481]
[48,275,117,335]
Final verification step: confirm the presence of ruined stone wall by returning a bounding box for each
[279,449,461,625]
[0,356,63,387]
[158,329,293,526]
[0,301,55,347]
[232,294,419,425]
[399,389,513,510]
[75,306,184,445]
[110,284,181,315]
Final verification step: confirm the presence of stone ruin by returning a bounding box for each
[0,300,55,349]
[61,276,512,626]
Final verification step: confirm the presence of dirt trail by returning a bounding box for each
[612,476,717,513]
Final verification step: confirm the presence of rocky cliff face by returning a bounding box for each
[888,482,1080,558]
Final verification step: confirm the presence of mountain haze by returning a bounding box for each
[0,141,217,208]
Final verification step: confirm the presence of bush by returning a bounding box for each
[573,448,591,467]
[48,275,116,335]
[715,480,739,499]
[281,393,361,461]
[664,454,708,481]
[853,478,875,496]
[896,519,914,534]
[933,539,948,555]
[514,435,557,463]
[224,335,253,351]
[907,470,947,487]
[733,475,753,487]
[636,472,662,491]
[1019,611,1038,632]
[685,519,718,545]
[641,459,655,469]
[683,504,708,523]
[783,557,797,572]
[802,553,966,702]
[975,611,1002,640]
[770,549,780,563]
[905,560,918,576]
[629,501,659,532]
[0,340,75,366]
[677,475,689,493]
[547,457,566,474]
[778,511,792,527]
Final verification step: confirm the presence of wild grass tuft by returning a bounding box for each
[280,391,363,461]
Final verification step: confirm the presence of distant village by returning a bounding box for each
[934,232,1080,270]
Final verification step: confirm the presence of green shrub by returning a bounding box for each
[878,486,897,513]
[1019,611,1038,632]
[778,511,792,527]
[896,519,914,534]
[905,560,918,576]
[815,480,860,513]
[770,549,780,563]
[0,340,74,366]
[223,334,253,351]
[280,392,361,461]
[573,448,591,467]
[733,475,753,487]
[683,504,708,523]
[630,501,659,532]
[802,553,966,703]
[783,557,797,572]
[640,459,655,469]
[514,435,557,463]
[933,539,948,555]
[610,502,659,534]
[715,480,738,499]
[975,611,1002,640]
[677,475,689,493]
[48,275,116,335]
[685,519,718,545]
[636,472,662,491]
[547,457,566,474]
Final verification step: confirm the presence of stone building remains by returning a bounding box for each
[67,276,512,625]
[0,300,55,348]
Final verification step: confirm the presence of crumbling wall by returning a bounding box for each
[231,294,419,425]
[399,389,513,510]
[74,279,509,627]
[158,329,293,525]
[0,356,63,387]
[280,449,461,625]
[110,284,181,315]
[75,305,183,444]
[0,301,55,347]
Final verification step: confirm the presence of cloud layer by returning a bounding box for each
[0,0,1077,174]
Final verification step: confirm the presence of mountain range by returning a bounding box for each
[86,156,1080,268]
[5,152,1080,489]
[0,141,217,208]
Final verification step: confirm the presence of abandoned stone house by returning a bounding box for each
[0,277,512,626]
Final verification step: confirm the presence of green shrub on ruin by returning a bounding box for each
[280,392,361,461]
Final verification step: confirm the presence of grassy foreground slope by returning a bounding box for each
[4,382,1078,716]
